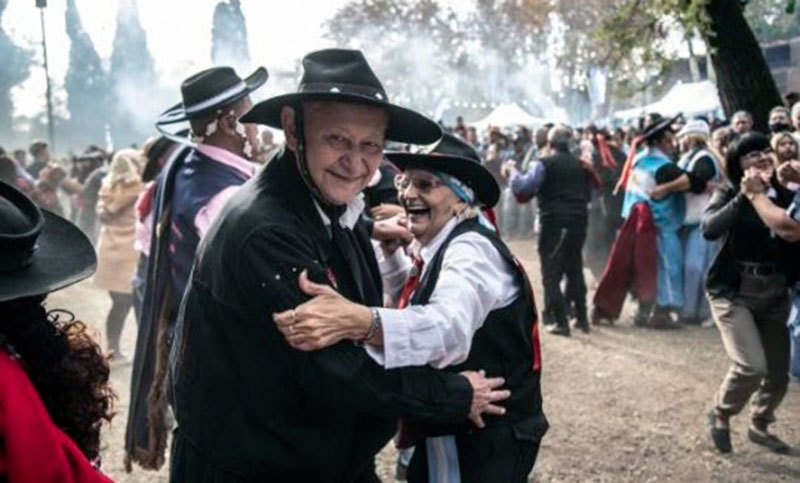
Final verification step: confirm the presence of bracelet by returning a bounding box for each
[360,308,382,344]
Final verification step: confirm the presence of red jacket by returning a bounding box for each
[0,349,113,482]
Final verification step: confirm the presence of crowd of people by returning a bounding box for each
[0,46,798,482]
[443,101,800,455]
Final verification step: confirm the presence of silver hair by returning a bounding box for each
[731,110,753,122]
[547,125,572,151]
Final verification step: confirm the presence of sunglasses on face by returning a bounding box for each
[394,173,444,194]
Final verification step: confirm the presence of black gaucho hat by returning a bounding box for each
[241,49,442,145]
[156,66,268,126]
[642,113,682,142]
[386,133,500,207]
[0,182,96,302]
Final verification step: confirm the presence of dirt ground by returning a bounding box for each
[47,238,800,482]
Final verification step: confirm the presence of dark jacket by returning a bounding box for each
[702,183,798,298]
[168,149,473,481]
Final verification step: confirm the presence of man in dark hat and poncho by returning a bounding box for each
[125,65,267,471]
[168,49,509,481]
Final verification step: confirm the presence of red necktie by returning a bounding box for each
[396,255,425,450]
[397,256,424,309]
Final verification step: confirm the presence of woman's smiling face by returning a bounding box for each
[397,168,463,245]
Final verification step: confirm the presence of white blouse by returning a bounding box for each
[367,217,521,369]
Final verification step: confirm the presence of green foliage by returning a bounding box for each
[743,0,800,43]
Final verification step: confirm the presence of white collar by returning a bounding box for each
[313,193,366,231]
[409,216,459,266]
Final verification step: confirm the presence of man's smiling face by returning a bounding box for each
[301,101,388,206]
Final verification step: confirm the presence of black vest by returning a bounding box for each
[538,151,590,223]
[411,218,545,435]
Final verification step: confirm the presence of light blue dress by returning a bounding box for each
[622,147,685,309]
[677,148,722,320]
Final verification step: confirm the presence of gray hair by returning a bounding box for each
[547,125,572,152]
[731,110,752,122]
[770,105,790,118]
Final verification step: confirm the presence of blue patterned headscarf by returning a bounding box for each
[434,171,476,205]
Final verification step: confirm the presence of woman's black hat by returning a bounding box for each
[240,49,442,145]
[642,113,682,141]
[157,66,268,126]
[386,133,500,207]
[0,182,96,302]
[726,131,771,186]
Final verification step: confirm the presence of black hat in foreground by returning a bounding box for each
[241,49,442,145]
[0,182,96,302]
[157,66,268,126]
[386,133,500,207]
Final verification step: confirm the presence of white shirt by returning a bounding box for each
[313,193,365,231]
[366,217,521,369]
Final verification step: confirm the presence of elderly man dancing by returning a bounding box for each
[168,50,510,481]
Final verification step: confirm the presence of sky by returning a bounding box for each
[2,0,351,118]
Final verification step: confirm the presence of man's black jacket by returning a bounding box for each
[169,149,473,481]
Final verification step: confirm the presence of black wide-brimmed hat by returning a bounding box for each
[386,133,500,207]
[241,49,442,145]
[642,113,682,141]
[156,66,268,126]
[0,182,96,302]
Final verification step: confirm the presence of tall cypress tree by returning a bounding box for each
[109,0,159,146]
[0,0,33,145]
[64,0,111,147]
[211,0,251,72]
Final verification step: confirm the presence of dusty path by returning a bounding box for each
[47,239,799,482]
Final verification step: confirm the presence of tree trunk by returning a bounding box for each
[704,0,781,132]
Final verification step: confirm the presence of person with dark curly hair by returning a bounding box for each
[0,181,114,481]
[702,131,800,455]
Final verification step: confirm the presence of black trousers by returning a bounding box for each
[538,218,588,327]
[407,425,541,483]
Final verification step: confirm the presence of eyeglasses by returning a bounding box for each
[394,173,444,194]
[741,149,774,167]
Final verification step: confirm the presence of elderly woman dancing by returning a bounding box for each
[274,133,547,482]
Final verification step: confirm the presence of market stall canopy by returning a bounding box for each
[614,80,722,120]
[470,102,547,130]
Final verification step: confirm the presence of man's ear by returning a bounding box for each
[281,106,298,152]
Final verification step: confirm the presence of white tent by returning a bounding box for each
[614,80,722,120]
[470,103,547,130]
